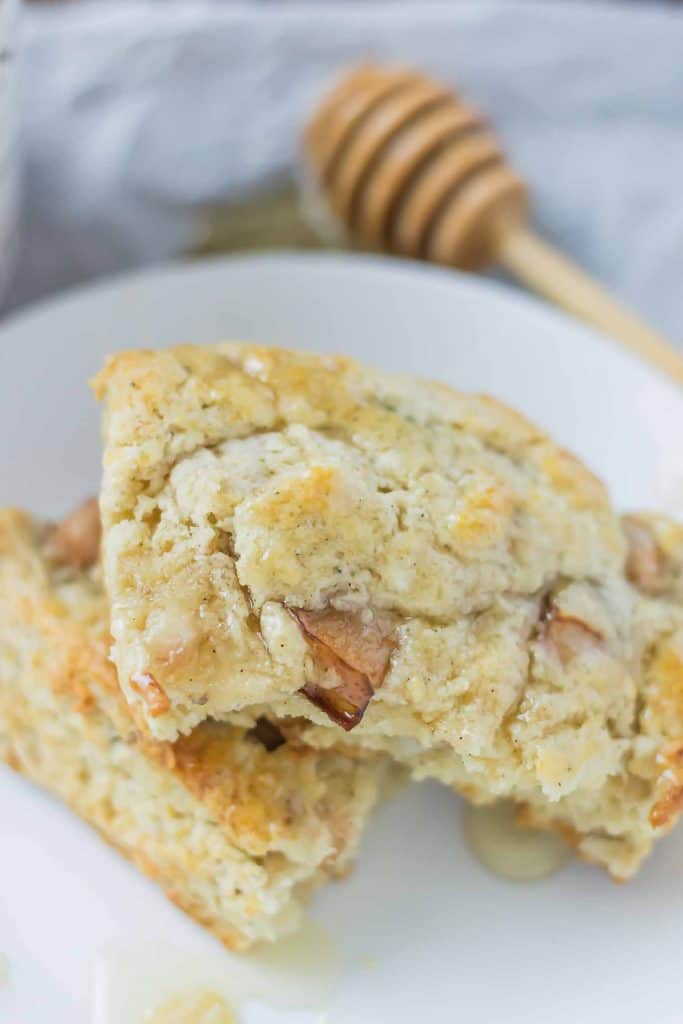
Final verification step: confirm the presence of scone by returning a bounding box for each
[0,505,389,949]
[94,343,683,877]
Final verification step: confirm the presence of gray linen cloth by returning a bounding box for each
[8,1,683,346]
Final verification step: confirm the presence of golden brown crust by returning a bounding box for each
[0,506,389,946]
[1,743,248,951]
[649,743,683,830]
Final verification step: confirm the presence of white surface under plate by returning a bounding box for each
[1,252,683,1023]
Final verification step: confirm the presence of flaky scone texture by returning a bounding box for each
[95,343,683,877]
[0,507,387,948]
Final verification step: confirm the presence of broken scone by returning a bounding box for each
[95,343,683,877]
[0,505,389,949]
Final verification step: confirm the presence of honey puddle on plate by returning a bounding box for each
[93,919,340,1024]
[94,806,566,1022]
[461,801,570,881]
[145,990,235,1024]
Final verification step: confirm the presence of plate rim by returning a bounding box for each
[3,250,680,403]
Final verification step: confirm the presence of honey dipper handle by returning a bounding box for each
[497,225,683,385]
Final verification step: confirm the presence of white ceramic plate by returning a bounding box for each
[1,253,683,1024]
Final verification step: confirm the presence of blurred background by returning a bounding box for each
[1,0,682,343]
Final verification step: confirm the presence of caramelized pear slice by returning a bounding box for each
[623,515,665,595]
[48,497,101,570]
[290,607,396,730]
[541,602,603,665]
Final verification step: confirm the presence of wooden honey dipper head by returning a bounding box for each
[302,61,683,385]
[302,62,528,270]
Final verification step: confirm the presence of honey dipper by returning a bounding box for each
[303,63,683,384]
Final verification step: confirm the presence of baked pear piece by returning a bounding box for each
[95,343,683,877]
[0,505,389,949]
